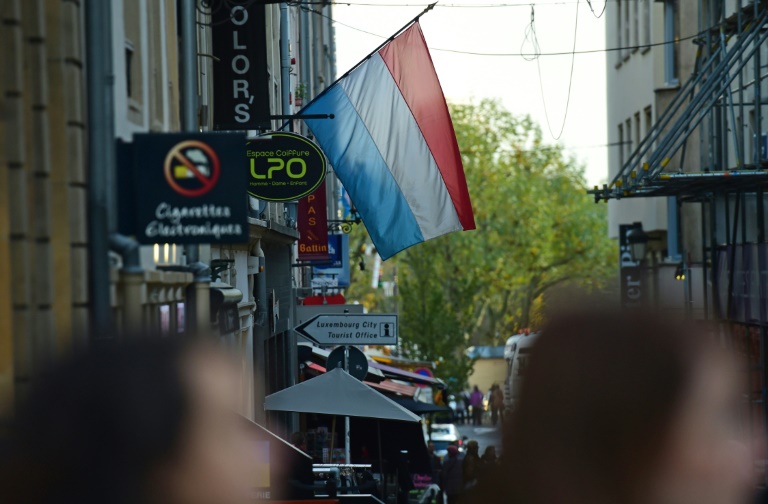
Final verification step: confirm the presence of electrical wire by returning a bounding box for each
[294,0,629,7]
[305,4,704,57]
[520,5,541,62]
[584,0,607,17]
[523,3,578,140]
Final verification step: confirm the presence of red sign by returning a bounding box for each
[298,181,329,261]
[301,294,346,305]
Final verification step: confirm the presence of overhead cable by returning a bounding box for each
[306,5,702,57]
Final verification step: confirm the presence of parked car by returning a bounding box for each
[428,423,464,459]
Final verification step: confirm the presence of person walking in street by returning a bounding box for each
[440,445,463,504]
[470,386,484,425]
[491,384,505,426]
[462,440,481,493]
[462,389,472,423]
[473,307,754,504]
[480,446,497,466]
[454,394,465,424]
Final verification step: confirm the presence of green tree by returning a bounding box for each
[345,99,615,388]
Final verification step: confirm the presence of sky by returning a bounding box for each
[329,0,609,186]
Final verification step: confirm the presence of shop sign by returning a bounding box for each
[247,132,327,202]
[313,234,350,288]
[298,181,329,262]
[619,224,643,308]
[211,2,271,130]
[131,133,248,244]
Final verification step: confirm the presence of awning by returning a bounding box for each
[391,397,451,415]
[368,361,444,388]
[299,342,443,388]
[265,368,421,422]
[306,362,418,397]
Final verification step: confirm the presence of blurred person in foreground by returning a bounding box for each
[0,338,256,504]
[473,307,753,504]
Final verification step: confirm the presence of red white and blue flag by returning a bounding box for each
[303,22,475,260]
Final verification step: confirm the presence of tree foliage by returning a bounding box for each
[345,99,615,389]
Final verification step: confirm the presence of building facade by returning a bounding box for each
[602,0,768,467]
[0,0,338,432]
[0,0,90,418]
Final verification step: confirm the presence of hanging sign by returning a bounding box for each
[131,133,248,244]
[298,181,330,261]
[210,2,271,130]
[312,234,350,288]
[294,314,398,346]
[247,132,327,202]
[619,224,644,308]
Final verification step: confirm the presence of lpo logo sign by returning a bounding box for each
[247,132,327,202]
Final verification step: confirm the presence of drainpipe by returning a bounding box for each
[85,0,116,339]
[253,238,268,424]
[300,4,310,132]
[312,5,322,95]
[280,3,292,125]
[180,1,210,334]
[280,4,299,434]
[110,234,143,333]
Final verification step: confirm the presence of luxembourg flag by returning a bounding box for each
[303,22,475,260]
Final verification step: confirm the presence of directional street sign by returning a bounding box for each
[294,314,398,346]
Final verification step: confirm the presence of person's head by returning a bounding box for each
[428,442,435,454]
[291,432,307,451]
[473,385,480,392]
[0,338,255,504]
[477,308,751,504]
[483,446,496,459]
[466,440,479,457]
[447,445,459,458]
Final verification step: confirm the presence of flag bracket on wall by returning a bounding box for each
[268,114,334,121]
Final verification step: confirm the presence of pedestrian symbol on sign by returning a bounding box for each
[163,140,221,197]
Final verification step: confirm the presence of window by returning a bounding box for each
[643,0,651,47]
[644,106,653,149]
[626,119,633,162]
[619,124,625,166]
[644,106,653,134]
[633,0,640,49]
[634,112,641,154]
[664,0,680,84]
[125,43,134,98]
[617,0,623,62]
[624,0,630,58]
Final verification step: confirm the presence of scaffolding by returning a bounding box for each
[591,0,768,476]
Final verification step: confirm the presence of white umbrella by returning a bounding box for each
[264,367,420,422]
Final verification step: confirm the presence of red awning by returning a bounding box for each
[304,362,417,397]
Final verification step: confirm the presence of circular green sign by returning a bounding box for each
[247,132,327,202]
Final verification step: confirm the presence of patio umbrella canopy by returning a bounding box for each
[264,368,421,422]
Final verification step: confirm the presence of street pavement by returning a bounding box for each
[457,422,502,455]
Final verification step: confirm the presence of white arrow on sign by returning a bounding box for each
[294,314,398,346]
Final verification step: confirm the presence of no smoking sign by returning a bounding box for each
[163,140,222,197]
[126,133,249,244]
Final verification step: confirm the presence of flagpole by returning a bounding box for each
[299,2,437,113]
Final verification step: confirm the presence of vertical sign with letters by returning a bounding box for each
[619,224,643,308]
[298,182,329,262]
[211,2,271,130]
